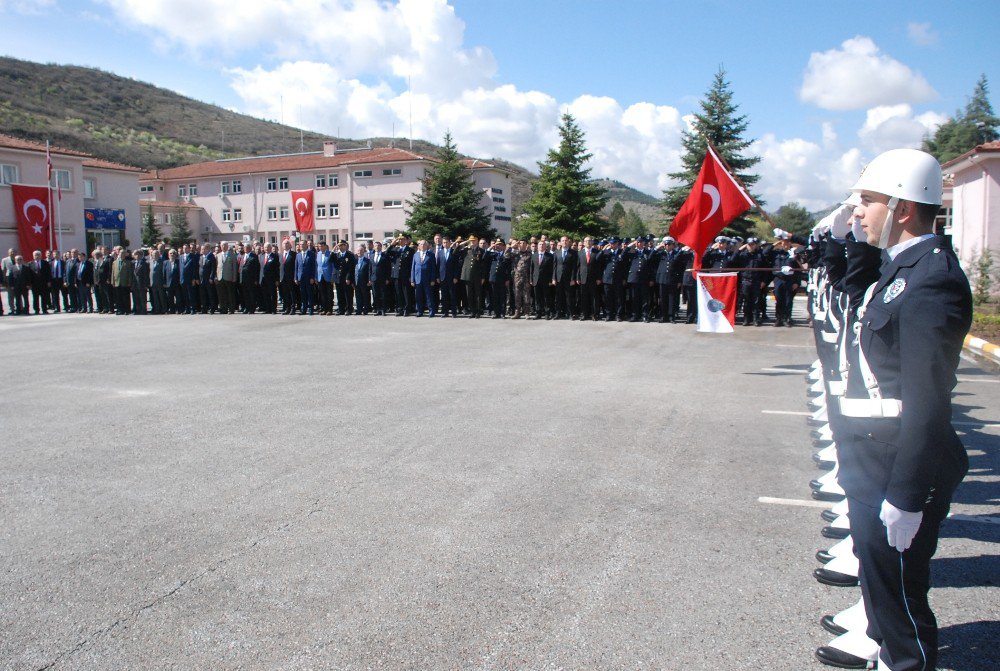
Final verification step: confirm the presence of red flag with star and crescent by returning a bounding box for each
[11,184,52,256]
[291,189,314,233]
[670,145,755,269]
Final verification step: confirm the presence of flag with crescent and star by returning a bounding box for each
[291,189,315,233]
[669,145,754,269]
[11,184,52,256]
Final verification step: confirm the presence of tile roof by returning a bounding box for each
[142,147,436,181]
[0,133,91,158]
[941,140,1000,169]
[83,157,145,172]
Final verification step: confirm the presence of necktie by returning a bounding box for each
[586,250,591,263]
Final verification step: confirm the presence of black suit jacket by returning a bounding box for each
[370,250,392,282]
[839,236,972,511]
[29,259,51,288]
[240,253,260,285]
[279,250,297,283]
[575,248,598,284]
[486,250,512,283]
[530,251,554,286]
[261,252,279,283]
[553,248,577,283]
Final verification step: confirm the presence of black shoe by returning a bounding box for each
[809,478,824,491]
[814,645,874,669]
[815,549,835,564]
[820,614,849,637]
[812,490,845,502]
[822,526,850,540]
[821,509,839,523]
[815,458,836,471]
[775,320,784,327]
[807,417,828,427]
[813,567,859,587]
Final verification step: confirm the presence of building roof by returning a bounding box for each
[942,141,1000,172]
[140,199,203,209]
[0,133,91,158]
[82,157,146,173]
[142,146,436,181]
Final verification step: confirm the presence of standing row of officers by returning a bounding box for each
[2,232,810,323]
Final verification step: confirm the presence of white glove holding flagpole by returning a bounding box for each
[880,499,923,552]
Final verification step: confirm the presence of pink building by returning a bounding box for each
[139,142,513,247]
[941,141,1000,271]
[0,134,143,254]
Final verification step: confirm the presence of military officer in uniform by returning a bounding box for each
[814,149,973,671]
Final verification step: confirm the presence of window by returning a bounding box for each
[278,176,289,190]
[266,177,277,191]
[1,163,18,185]
[316,173,339,188]
[494,215,511,222]
[318,234,327,243]
[316,204,327,218]
[329,174,338,187]
[383,200,403,208]
[233,208,243,222]
[354,201,373,209]
[330,204,340,218]
[222,209,233,223]
[353,169,373,178]
[220,180,242,194]
[52,169,72,191]
[139,184,153,193]
[382,168,401,176]
[315,174,327,188]
[355,232,373,240]
[279,206,290,220]
[188,183,197,196]
[83,178,96,199]
[231,180,242,194]
[491,187,504,195]
[494,205,506,212]
[269,236,277,244]
[178,185,187,198]
[934,206,953,233]
[492,196,505,204]
[267,206,278,221]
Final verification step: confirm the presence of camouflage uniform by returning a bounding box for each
[512,251,533,317]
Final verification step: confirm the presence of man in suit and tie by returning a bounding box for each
[575,236,599,320]
[530,241,555,319]
[354,244,372,314]
[179,243,200,314]
[552,236,578,319]
[239,244,261,314]
[73,250,94,313]
[315,241,335,315]
[410,239,439,317]
[148,249,166,314]
[197,243,218,314]
[8,254,30,315]
[485,239,512,318]
[436,236,460,317]
[93,249,112,314]
[49,250,65,313]
[294,239,316,315]
[368,240,392,316]
[259,243,280,314]
[110,248,133,315]
[131,249,150,314]
[278,239,297,314]
[215,242,238,314]
[164,249,181,313]
[1,248,16,315]
[29,250,52,314]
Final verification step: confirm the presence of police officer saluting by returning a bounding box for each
[814,149,973,671]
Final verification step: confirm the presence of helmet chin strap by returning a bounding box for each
[877,197,899,249]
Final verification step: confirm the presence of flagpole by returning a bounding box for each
[46,140,55,252]
[705,140,776,227]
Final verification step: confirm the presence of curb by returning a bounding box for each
[964,334,1000,364]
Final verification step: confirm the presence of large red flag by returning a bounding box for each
[11,184,52,256]
[670,146,754,268]
[291,189,315,233]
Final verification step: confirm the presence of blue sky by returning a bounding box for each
[2,0,997,210]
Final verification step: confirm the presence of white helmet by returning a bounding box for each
[850,148,942,205]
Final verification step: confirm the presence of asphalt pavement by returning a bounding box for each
[1,312,997,670]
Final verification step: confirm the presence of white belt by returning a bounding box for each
[827,380,846,397]
[815,309,828,322]
[821,331,839,343]
[839,397,902,418]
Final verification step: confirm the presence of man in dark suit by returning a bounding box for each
[239,245,261,314]
[110,248,133,315]
[164,249,181,313]
[575,236,600,320]
[552,236,577,319]
[278,239,297,314]
[435,236,460,317]
[9,254,30,315]
[216,242,239,314]
[93,250,112,314]
[259,243,279,314]
[29,250,51,314]
[294,240,316,315]
[354,244,372,314]
[315,241,335,315]
[368,240,392,315]
[131,249,150,314]
[530,241,555,319]
[148,249,166,314]
[410,239,439,317]
[334,241,357,315]
[815,149,972,671]
[64,250,80,313]
[49,250,65,313]
[74,250,94,313]
[198,244,218,314]
[624,238,653,322]
[179,243,200,314]
[387,235,415,316]
[485,240,512,318]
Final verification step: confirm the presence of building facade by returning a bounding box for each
[139,142,513,247]
[942,141,1000,272]
[0,134,143,254]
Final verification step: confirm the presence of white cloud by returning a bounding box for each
[857,104,947,154]
[799,36,937,111]
[907,22,939,47]
[752,134,865,211]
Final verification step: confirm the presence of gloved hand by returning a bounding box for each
[850,216,866,243]
[811,220,830,240]
[830,204,854,239]
[780,265,793,276]
[880,499,923,552]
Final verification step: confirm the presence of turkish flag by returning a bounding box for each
[291,189,314,233]
[670,146,754,268]
[11,184,52,256]
[695,271,738,333]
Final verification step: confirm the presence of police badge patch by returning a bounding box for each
[883,278,906,303]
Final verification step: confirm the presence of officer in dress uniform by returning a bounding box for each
[814,149,973,671]
[730,237,767,326]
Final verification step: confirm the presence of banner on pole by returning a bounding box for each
[696,271,738,333]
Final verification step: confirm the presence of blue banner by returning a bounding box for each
[84,208,126,230]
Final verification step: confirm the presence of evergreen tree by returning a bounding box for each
[620,208,648,238]
[140,203,161,247]
[405,131,494,241]
[608,202,626,229]
[924,75,999,162]
[662,67,761,238]
[771,202,815,237]
[516,113,609,239]
[167,206,193,248]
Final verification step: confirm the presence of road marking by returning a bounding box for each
[952,420,1000,429]
[956,376,999,384]
[947,514,1000,525]
[762,410,811,416]
[760,368,808,374]
[757,496,832,509]
[775,344,814,348]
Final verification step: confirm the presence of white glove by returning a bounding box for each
[850,216,866,243]
[880,499,922,552]
[811,220,830,240]
[830,204,854,239]
[780,265,793,275]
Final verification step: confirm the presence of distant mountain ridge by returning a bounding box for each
[0,56,661,223]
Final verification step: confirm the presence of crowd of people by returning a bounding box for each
[0,231,811,323]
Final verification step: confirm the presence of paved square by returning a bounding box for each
[1,314,997,670]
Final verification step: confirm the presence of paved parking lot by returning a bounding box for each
[1,313,997,670]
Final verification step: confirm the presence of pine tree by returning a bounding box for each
[608,202,626,229]
[405,131,494,241]
[924,75,999,162]
[620,208,648,238]
[167,206,193,248]
[140,203,161,247]
[964,75,999,144]
[662,67,761,239]
[516,113,609,239]
[771,202,815,237]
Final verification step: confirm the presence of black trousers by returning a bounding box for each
[394,277,413,315]
[242,281,259,313]
[372,279,389,313]
[682,283,697,322]
[336,281,354,314]
[439,278,456,315]
[31,286,50,313]
[356,283,371,314]
[741,283,762,324]
[466,279,484,316]
[317,280,334,313]
[773,278,796,323]
[50,280,64,311]
[490,281,507,317]
[628,282,649,320]
[114,286,131,314]
[77,285,93,312]
[848,492,952,671]
[165,286,181,313]
[198,282,218,313]
[96,284,112,313]
[149,286,166,314]
[279,280,296,313]
[578,282,597,319]
[218,280,236,313]
[657,283,680,321]
[132,286,148,314]
[532,283,553,316]
[554,280,573,317]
